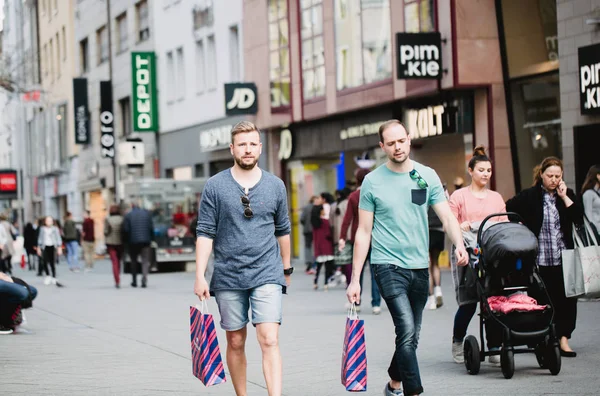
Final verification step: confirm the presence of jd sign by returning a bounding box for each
[131,52,159,132]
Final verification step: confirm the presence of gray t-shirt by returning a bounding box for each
[196,168,291,292]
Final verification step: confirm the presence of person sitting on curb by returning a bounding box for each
[0,272,38,334]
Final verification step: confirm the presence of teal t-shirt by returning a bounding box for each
[359,161,446,269]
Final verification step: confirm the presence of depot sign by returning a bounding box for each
[396,32,442,80]
[131,52,159,131]
[578,43,600,115]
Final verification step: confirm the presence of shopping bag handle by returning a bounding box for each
[347,302,359,320]
[572,218,599,248]
[195,299,209,315]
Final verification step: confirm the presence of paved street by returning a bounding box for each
[2,259,600,395]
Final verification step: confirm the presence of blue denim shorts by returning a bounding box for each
[214,284,283,331]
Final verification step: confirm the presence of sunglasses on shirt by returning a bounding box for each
[241,195,253,218]
[409,169,428,189]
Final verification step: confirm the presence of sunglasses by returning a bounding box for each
[409,169,428,189]
[241,195,253,218]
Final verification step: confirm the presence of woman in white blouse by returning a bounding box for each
[581,165,600,238]
[36,216,63,286]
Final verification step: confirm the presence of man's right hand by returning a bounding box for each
[346,281,361,305]
[194,277,210,301]
[338,239,346,251]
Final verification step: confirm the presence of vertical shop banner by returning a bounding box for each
[131,52,159,132]
[72,78,90,144]
[396,32,442,80]
[100,81,115,158]
[578,43,600,115]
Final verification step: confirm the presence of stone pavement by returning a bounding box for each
[1,259,600,395]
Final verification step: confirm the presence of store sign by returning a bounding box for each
[339,121,384,141]
[0,170,17,194]
[131,52,159,131]
[578,43,600,115]
[278,129,293,160]
[396,32,442,80]
[72,78,90,144]
[404,105,450,140]
[100,81,115,158]
[119,139,145,167]
[225,83,258,115]
[199,125,233,152]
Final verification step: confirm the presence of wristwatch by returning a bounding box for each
[283,267,294,275]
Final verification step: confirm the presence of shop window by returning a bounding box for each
[403,0,435,33]
[510,73,561,189]
[334,0,392,90]
[301,0,325,100]
[268,0,291,108]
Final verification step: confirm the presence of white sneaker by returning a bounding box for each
[372,306,381,315]
[452,341,464,363]
[434,286,444,307]
[426,295,437,310]
[51,277,57,285]
[43,276,52,285]
[489,348,501,365]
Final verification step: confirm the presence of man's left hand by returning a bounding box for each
[455,245,469,267]
[284,274,291,287]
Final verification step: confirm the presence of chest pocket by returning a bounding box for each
[411,189,427,206]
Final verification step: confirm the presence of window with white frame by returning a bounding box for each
[97,25,108,65]
[119,97,131,137]
[404,0,435,33]
[49,39,54,80]
[176,47,185,100]
[56,33,61,78]
[334,0,392,90]
[206,35,217,90]
[136,0,150,42]
[193,2,214,30]
[166,51,175,102]
[80,38,89,73]
[62,26,67,61]
[57,104,68,164]
[229,25,240,81]
[116,13,128,53]
[301,0,325,99]
[268,0,290,108]
[195,40,206,93]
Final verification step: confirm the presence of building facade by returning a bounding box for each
[74,0,158,242]
[155,0,252,179]
[243,0,514,258]
[556,0,600,192]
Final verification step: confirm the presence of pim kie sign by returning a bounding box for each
[0,170,18,196]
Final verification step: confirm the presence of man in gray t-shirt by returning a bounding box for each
[194,121,292,396]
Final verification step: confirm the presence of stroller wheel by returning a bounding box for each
[535,344,546,368]
[545,343,561,376]
[464,336,480,375]
[501,347,514,379]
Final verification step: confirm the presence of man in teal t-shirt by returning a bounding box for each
[346,120,468,396]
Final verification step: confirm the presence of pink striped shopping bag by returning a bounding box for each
[190,304,226,386]
[341,304,367,392]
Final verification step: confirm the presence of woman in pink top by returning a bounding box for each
[449,146,506,365]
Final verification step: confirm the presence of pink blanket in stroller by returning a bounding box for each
[487,294,548,314]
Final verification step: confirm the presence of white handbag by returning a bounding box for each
[562,218,600,298]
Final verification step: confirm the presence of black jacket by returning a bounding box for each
[122,207,154,245]
[505,184,583,250]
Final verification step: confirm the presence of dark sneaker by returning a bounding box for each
[384,383,403,396]
[0,326,14,335]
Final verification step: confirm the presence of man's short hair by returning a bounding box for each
[378,119,408,143]
[231,121,260,143]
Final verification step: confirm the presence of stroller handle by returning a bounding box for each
[476,212,525,245]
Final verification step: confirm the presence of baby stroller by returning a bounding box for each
[463,213,561,379]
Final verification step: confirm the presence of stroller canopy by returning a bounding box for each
[481,222,538,263]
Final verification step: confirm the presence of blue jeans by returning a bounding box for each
[369,262,382,308]
[65,240,80,269]
[0,280,38,304]
[214,284,283,331]
[373,264,429,395]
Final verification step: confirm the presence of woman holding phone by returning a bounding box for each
[506,157,583,357]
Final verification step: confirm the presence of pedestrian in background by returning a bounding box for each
[36,216,63,287]
[81,210,95,272]
[581,164,600,239]
[105,205,124,288]
[35,217,46,277]
[300,196,317,274]
[24,222,38,271]
[62,212,80,272]
[426,204,445,310]
[312,194,335,290]
[346,120,468,396]
[194,121,292,396]
[0,214,16,275]
[339,168,382,314]
[506,157,583,357]
[122,201,154,288]
[448,146,506,364]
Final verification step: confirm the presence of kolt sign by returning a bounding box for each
[132,52,159,131]
[578,43,600,115]
[396,32,442,80]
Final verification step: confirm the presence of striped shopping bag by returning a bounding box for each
[341,304,367,392]
[190,303,226,386]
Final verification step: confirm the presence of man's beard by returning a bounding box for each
[389,153,408,164]
[234,156,259,170]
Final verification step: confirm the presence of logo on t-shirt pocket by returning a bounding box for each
[411,189,427,206]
